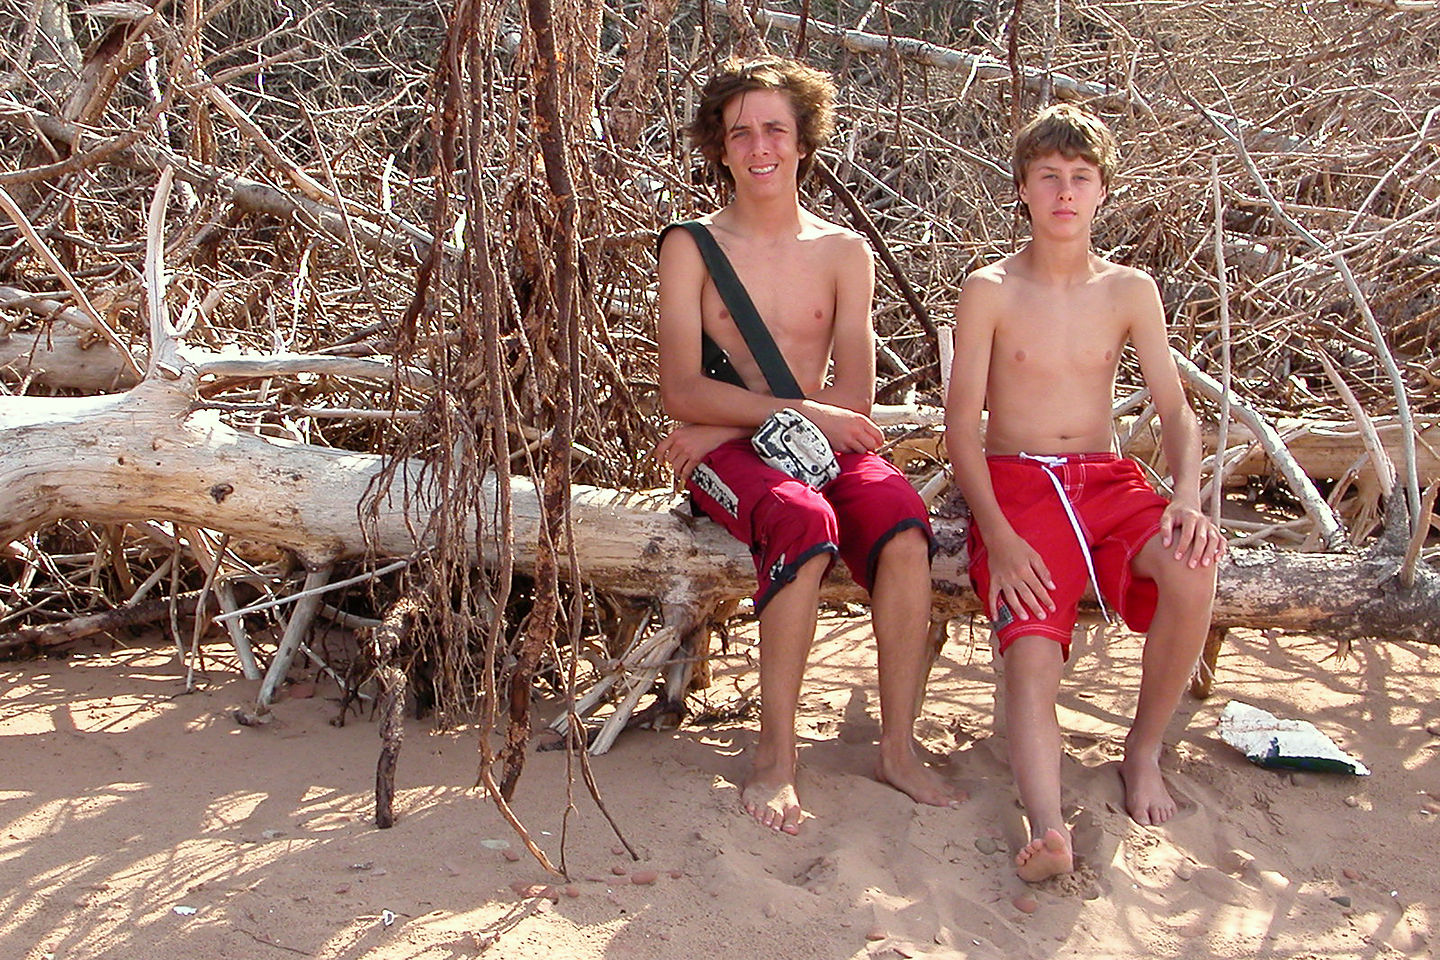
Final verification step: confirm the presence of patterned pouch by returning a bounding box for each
[751,409,840,490]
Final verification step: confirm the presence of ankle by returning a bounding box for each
[1122,736,1163,765]
[752,741,797,773]
[877,732,920,764]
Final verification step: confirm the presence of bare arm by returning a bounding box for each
[944,273,1055,619]
[807,234,876,416]
[1127,272,1224,567]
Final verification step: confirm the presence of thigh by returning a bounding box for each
[826,453,932,590]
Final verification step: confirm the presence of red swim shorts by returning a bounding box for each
[688,438,933,612]
[966,453,1168,658]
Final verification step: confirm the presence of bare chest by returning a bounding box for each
[991,288,1129,382]
[700,244,836,354]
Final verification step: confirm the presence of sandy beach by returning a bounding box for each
[1,616,1434,959]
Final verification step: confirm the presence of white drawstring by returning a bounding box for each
[1017,453,1112,623]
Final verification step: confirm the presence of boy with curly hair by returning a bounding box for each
[654,56,964,834]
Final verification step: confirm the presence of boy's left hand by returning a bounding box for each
[1159,501,1225,568]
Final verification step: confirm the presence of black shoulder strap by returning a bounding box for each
[659,221,805,400]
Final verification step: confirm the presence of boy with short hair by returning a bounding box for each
[945,104,1224,881]
[654,56,963,835]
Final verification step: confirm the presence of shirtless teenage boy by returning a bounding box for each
[944,105,1224,881]
[653,56,963,834]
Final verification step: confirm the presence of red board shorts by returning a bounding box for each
[967,453,1168,658]
[688,438,934,613]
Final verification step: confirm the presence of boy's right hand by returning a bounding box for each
[984,530,1057,621]
[653,424,749,487]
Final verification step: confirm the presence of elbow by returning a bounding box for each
[659,379,700,423]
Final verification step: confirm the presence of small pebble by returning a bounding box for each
[1174,860,1196,881]
[502,849,521,862]
[1343,868,1361,880]
[610,865,628,876]
[1421,800,1440,815]
[1331,895,1352,908]
[763,902,777,918]
[1425,721,1440,737]
[1344,796,1361,808]
[611,845,626,856]
[630,870,659,885]
[974,837,998,855]
[865,925,887,941]
[1013,895,1039,915]
[564,885,580,898]
[509,881,547,897]
[668,869,684,879]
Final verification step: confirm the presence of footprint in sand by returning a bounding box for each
[1069,806,1105,860]
[1189,865,1264,907]
[791,855,838,894]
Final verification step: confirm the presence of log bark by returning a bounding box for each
[1,375,1438,644]
[6,333,1433,491]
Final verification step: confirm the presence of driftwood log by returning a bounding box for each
[4,372,1440,747]
[6,328,1438,491]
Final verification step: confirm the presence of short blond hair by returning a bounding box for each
[1011,104,1119,191]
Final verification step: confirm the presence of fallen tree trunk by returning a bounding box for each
[6,331,1437,490]
[2,373,1437,644]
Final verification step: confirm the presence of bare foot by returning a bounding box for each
[1016,828,1073,883]
[1120,754,1178,825]
[741,761,804,835]
[875,745,966,808]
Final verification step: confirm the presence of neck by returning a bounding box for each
[726,188,805,238]
[1020,234,1095,281]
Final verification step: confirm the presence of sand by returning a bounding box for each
[1,616,1435,959]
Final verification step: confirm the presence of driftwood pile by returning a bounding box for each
[2,2,1439,808]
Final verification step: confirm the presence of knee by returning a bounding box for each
[877,524,930,568]
[1149,557,1217,610]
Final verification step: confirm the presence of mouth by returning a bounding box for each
[749,163,778,176]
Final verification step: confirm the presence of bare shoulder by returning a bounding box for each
[800,212,871,262]
[957,255,1019,309]
[1093,257,1160,302]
